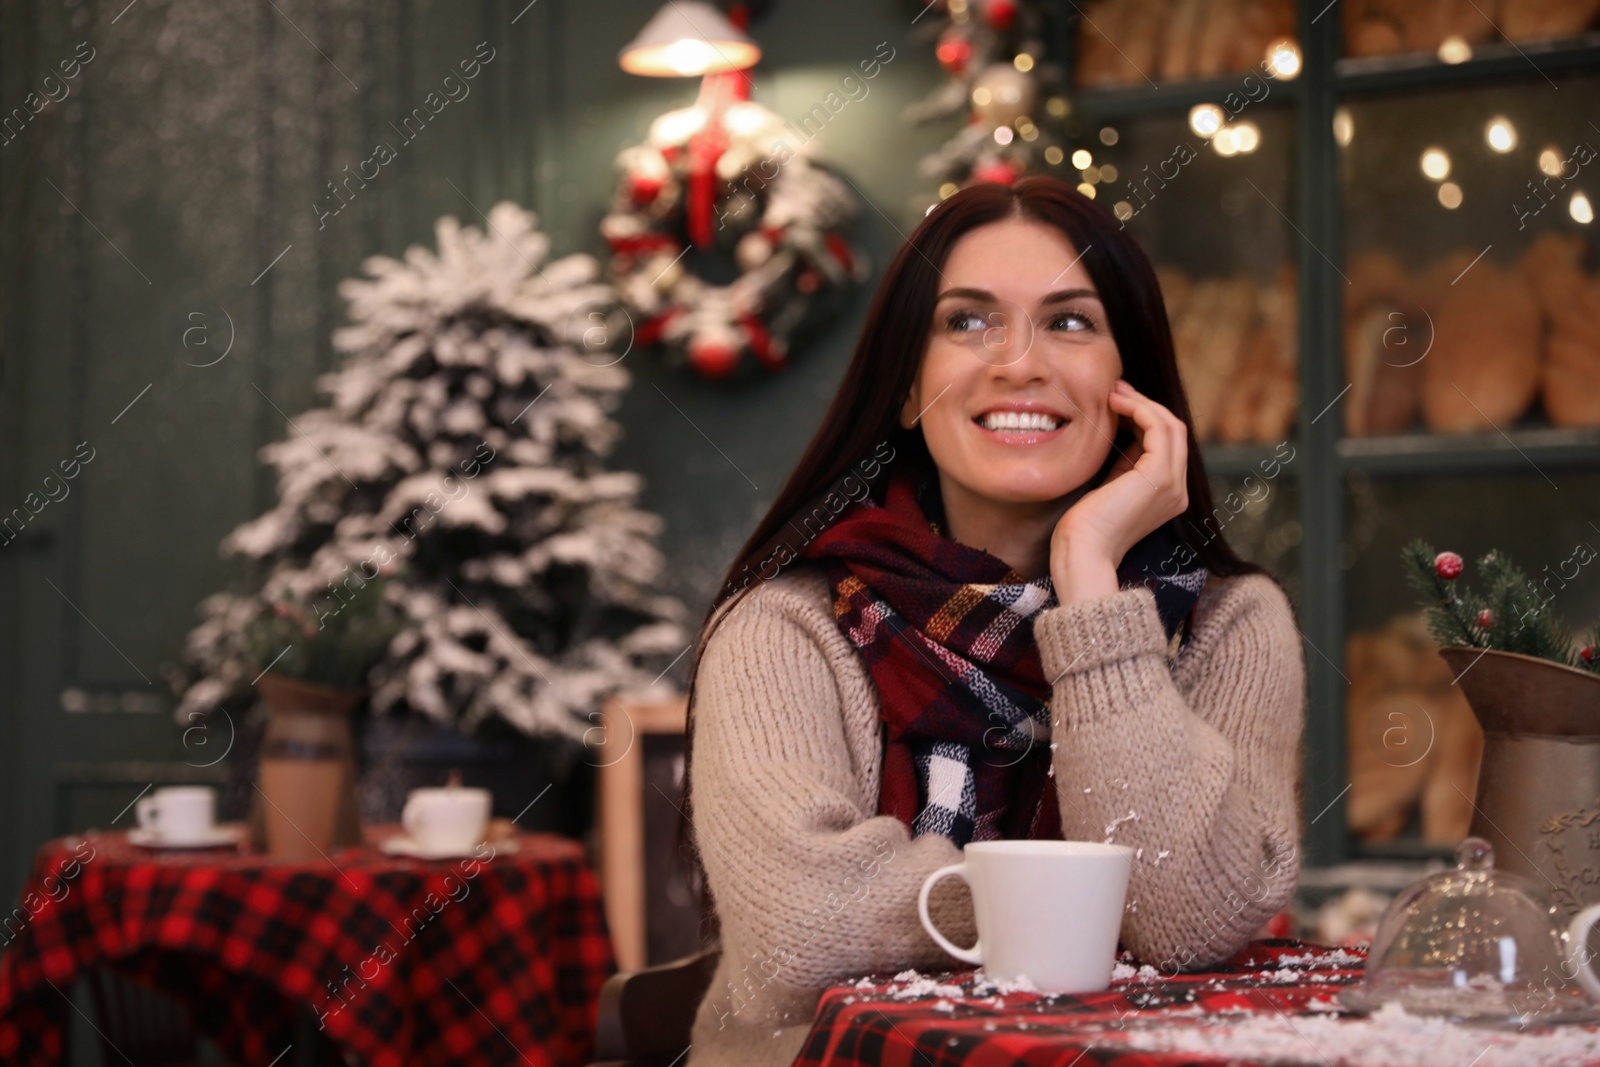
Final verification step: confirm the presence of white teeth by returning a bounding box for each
[979,411,1062,432]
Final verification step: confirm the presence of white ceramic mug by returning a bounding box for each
[135,786,217,844]
[1566,905,1600,999]
[918,840,1134,993]
[402,786,491,852]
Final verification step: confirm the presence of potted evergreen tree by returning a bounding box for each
[1402,539,1600,916]
[240,576,404,859]
[167,202,688,838]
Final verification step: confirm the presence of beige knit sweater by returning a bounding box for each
[684,564,1306,1067]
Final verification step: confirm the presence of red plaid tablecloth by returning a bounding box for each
[0,825,615,1067]
[793,939,1368,1067]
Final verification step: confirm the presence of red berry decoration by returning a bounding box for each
[1582,646,1596,663]
[628,174,663,204]
[983,0,1017,30]
[1434,551,1464,580]
[936,31,973,76]
[1476,608,1495,628]
[687,337,739,379]
[972,160,1018,185]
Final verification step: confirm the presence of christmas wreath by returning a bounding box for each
[601,72,867,380]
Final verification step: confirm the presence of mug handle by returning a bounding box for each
[136,796,159,831]
[1568,904,1600,1000]
[918,863,981,965]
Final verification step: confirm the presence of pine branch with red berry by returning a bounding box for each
[1402,538,1600,674]
[1401,540,1480,648]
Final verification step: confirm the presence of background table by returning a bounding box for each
[0,824,615,1067]
[791,939,1600,1067]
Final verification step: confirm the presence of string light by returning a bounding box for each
[1437,36,1472,63]
[1099,126,1119,146]
[1189,103,1224,138]
[1071,148,1093,170]
[1333,107,1354,147]
[1420,147,1451,181]
[1539,147,1564,177]
[1485,116,1517,153]
[1573,192,1595,225]
[1265,38,1301,79]
[1438,182,1463,209]
[1213,123,1261,157]
[1044,145,1064,165]
[1077,182,1097,199]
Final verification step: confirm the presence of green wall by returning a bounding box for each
[0,0,953,914]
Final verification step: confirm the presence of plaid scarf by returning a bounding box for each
[797,459,1207,847]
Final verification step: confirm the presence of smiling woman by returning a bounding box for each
[677,175,1307,1067]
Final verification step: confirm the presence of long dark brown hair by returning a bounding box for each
[676,174,1276,946]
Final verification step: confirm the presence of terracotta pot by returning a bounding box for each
[1438,646,1600,918]
[251,672,365,861]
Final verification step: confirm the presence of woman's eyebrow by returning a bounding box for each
[1039,287,1101,307]
[934,286,1101,306]
[934,286,996,303]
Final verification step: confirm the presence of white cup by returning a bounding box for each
[135,786,217,844]
[918,840,1134,993]
[402,786,491,853]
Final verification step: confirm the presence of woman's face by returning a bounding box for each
[898,216,1123,506]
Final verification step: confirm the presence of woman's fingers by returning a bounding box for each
[1116,385,1187,480]
[1109,389,1173,474]
[1106,422,1142,479]
[1107,386,1187,510]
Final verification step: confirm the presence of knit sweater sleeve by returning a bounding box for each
[1032,571,1305,972]
[689,580,980,995]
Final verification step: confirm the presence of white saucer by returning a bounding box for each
[378,835,518,860]
[128,825,245,849]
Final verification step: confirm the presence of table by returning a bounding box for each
[792,939,1600,1067]
[0,824,615,1067]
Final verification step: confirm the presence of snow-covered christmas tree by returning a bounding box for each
[170,202,689,740]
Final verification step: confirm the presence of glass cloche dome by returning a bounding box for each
[1339,837,1600,1027]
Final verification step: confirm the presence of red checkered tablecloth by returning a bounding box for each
[792,940,1374,1067]
[0,825,615,1067]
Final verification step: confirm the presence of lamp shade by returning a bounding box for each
[618,1,760,77]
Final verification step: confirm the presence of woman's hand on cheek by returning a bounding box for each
[1048,380,1189,598]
